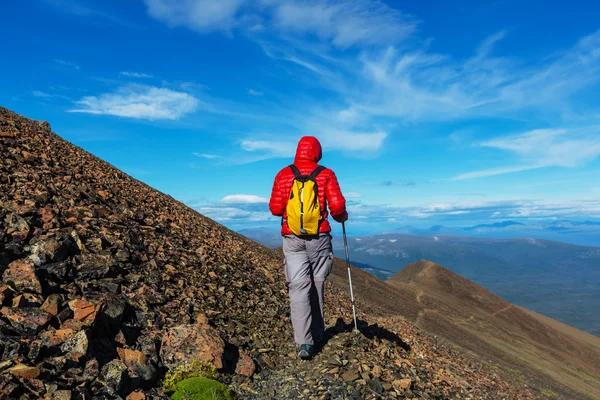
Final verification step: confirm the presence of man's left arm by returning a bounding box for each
[326,171,348,222]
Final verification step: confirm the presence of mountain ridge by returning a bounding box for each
[332,258,600,399]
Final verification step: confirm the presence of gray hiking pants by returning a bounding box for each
[283,233,333,345]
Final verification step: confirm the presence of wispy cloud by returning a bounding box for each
[144,0,417,48]
[54,59,80,70]
[43,0,133,27]
[193,153,220,159]
[144,1,600,171]
[144,0,245,33]
[270,0,417,48]
[366,180,416,187]
[69,84,199,120]
[120,71,154,79]
[248,89,264,96]
[346,192,362,198]
[453,128,600,180]
[32,91,52,98]
[32,90,70,100]
[240,139,297,158]
[319,129,387,152]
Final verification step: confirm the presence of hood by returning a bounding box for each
[294,136,322,163]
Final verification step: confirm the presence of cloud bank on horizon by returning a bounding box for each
[2,0,600,236]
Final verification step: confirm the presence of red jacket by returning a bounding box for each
[269,136,348,235]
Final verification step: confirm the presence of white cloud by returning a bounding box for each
[69,84,199,120]
[346,192,362,198]
[54,59,80,70]
[144,0,245,33]
[193,152,220,159]
[120,71,153,78]
[271,0,417,48]
[198,206,274,222]
[221,194,268,203]
[454,128,600,180]
[248,89,264,96]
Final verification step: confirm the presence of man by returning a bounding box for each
[269,136,348,359]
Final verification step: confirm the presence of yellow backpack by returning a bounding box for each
[286,165,326,236]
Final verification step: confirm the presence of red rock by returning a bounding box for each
[2,258,42,294]
[22,151,36,162]
[68,299,97,324]
[126,391,145,400]
[235,349,255,377]
[41,294,63,316]
[160,321,225,369]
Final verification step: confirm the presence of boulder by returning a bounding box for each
[68,299,97,325]
[117,348,156,381]
[235,349,255,377]
[160,318,225,369]
[40,294,63,316]
[60,330,88,358]
[100,359,127,396]
[9,364,40,380]
[0,306,51,333]
[2,258,42,294]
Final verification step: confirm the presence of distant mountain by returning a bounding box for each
[332,233,600,337]
[395,220,600,246]
[237,227,282,248]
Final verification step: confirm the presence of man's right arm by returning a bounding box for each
[269,169,286,216]
[325,170,348,222]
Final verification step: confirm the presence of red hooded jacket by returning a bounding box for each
[269,136,348,235]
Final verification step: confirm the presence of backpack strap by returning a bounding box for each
[309,166,326,180]
[289,164,302,178]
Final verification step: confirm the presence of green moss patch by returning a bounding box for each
[171,377,234,400]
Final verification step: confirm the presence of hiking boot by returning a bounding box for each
[297,344,313,360]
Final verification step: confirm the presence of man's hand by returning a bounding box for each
[333,210,348,223]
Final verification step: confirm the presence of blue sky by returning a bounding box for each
[2,0,600,236]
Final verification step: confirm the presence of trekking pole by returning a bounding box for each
[342,222,360,345]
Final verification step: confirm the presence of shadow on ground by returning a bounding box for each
[311,317,412,358]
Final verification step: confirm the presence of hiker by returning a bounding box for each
[269,136,348,359]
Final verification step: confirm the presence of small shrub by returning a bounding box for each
[163,361,217,392]
[171,377,233,400]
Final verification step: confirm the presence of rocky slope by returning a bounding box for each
[1,106,534,399]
